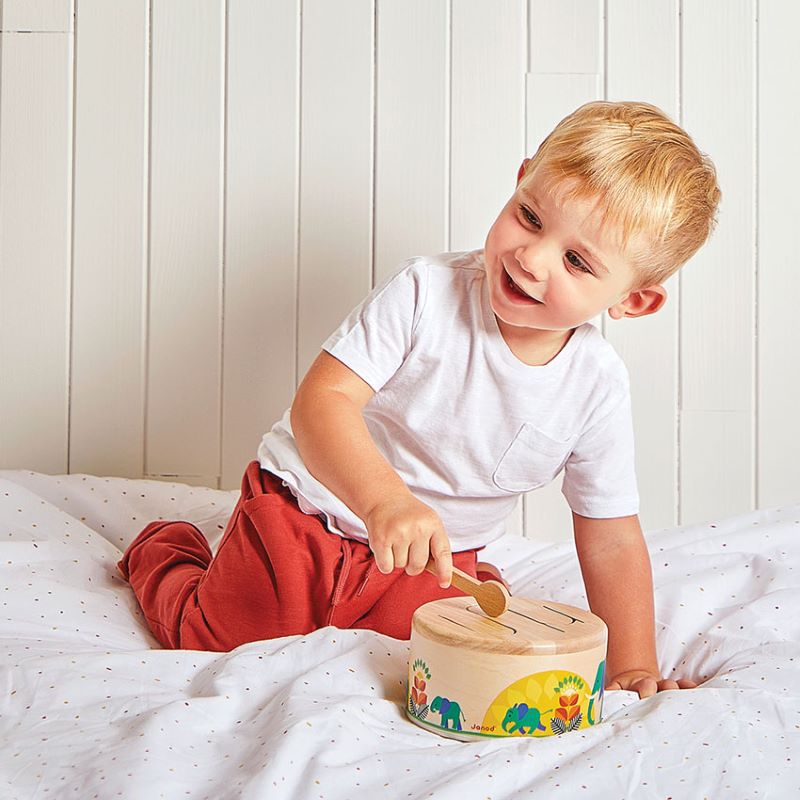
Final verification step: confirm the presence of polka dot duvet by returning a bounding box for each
[0,470,798,799]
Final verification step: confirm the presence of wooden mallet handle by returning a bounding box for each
[425,559,510,617]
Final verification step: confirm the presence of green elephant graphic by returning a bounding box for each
[430,696,466,731]
[587,660,605,726]
[501,703,551,735]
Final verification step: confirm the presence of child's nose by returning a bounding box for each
[515,247,548,283]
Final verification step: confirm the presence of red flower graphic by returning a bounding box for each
[555,692,580,722]
[411,673,428,706]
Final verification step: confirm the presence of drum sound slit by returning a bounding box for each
[464,604,518,633]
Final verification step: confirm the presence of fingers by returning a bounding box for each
[631,677,658,699]
[607,673,700,698]
[393,532,451,588]
[372,542,395,575]
[404,537,431,577]
[365,499,451,585]
[372,536,437,577]
[428,530,453,588]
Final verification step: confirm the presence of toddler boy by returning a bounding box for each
[119,101,720,699]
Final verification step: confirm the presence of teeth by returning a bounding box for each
[506,271,529,298]
[505,269,542,303]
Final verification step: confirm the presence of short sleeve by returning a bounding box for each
[321,260,428,393]
[561,388,640,518]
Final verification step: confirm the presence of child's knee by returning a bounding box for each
[118,520,211,581]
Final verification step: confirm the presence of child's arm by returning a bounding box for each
[290,351,453,587]
[572,512,698,698]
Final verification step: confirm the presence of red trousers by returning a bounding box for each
[118,461,482,651]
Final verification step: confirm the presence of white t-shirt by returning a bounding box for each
[257,250,639,551]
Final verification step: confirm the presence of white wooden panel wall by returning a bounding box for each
[0,0,72,474]
[375,0,447,283]
[1,0,798,542]
[298,0,373,379]
[71,0,147,479]
[222,1,298,489]
[681,0,756,524]
[147,1,224,485]
[759,1,800,509]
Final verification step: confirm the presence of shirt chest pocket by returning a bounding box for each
[492,423,578,493]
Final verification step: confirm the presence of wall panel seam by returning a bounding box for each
[370,0,376,290]
[522,0,529,537]
[66,3,76,472]
[142,0,154,477]
[602,0,607,100]
[445,0,451,252]
[294,0,303,392]
[676,0,683,524]
[218,0,229,489]
[368,0,378,289]
[600,0,607,343]
[753,0,759,508]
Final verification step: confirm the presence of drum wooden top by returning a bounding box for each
[411,596,607,656]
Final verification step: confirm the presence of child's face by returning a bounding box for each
[484,165,650,333]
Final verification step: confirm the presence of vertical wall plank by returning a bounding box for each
[374,0,447,283]
[523,0,602,542]
[527,0,602,151]
[70,0,148,478]
[757,2,800,507]
[529,0,601,76]
[451,0,526,251]
[222,0,299,488]
[147,0,224,482]
[298,0,373,379]
[1,0,72,31]
[681,0,755,524]
[606,0,677,113]
[0,24,72,472]
[605,0,679,533]
[525,74,601,157]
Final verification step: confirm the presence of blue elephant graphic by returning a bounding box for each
[501,703,550,735]
[430,696,466,731]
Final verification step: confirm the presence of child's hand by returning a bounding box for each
[363,495,453,588]
[607,669,699,698]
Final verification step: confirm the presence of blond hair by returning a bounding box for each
[521,101,721,290]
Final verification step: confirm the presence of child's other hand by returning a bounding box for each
[607,669,699,698]
[364,495,453,588]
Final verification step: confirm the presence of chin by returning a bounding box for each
[492,303,570,333]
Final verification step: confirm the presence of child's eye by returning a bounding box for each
[519,205,541,228]
[566,251,593,274]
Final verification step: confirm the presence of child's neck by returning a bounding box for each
[495,318,575,367]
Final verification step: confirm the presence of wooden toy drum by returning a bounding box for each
[406,595,607,740]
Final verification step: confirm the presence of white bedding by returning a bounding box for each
[0,469,798,799]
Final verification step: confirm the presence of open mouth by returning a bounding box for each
[503,268,542,304]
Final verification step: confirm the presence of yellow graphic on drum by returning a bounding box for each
[482,665,604,737]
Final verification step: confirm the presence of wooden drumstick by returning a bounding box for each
[425,559,510,617]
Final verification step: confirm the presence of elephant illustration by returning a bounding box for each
[430,696,466,731]
[502,703,549,735]
[587,660,605,726]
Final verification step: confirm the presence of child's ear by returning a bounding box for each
[517,158,531,185]
[608,284,667,320]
